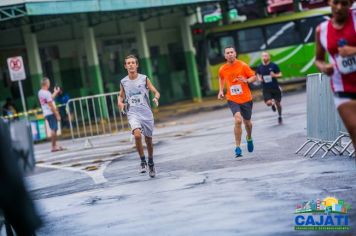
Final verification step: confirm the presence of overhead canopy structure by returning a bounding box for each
[0,0,221,21]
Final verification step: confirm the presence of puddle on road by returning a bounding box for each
[84,165,99,171]
[51,162,62,165]
[83,195,129,206]
[92,159,104,164]
[70,163,82,167]
[173,131,193,137]
[321,171,336,174]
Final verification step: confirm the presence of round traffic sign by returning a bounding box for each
[10,58,22,71]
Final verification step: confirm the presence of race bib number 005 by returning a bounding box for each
[336,55,356,74]
[129,94,144,107]
[230,84,243,95]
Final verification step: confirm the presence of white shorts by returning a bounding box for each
[128,117,154,137]
[334,96,351,109]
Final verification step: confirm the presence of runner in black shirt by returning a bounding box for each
[256,52,283,124]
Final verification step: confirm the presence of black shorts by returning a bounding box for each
[228,100,253,120]
[45,114,58,131]
[263,87,282,102]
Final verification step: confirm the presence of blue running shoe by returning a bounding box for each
[235,147,242,158]
[247,137,254,152]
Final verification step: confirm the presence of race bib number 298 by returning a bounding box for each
[129,94,144,107]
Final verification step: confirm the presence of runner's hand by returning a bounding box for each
[118,103,126,115]
[234,76,247,83]
[152,97,159,107]
[322,64,334,76]
[217,91,224,100]
[338,45,354,57]
[270,72,276,78]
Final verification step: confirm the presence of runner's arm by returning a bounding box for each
[246,75,256,83]
[315,25,334,76]
[338,45,356,57]
[218,77,225,99]
[118,83,125,111]
[147,78,160,100]
[270,72,282,79]
[257,74,263,81]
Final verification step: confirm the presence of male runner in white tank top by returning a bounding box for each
[118,55,160,177]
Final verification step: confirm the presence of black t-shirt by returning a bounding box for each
[256,62,280,89]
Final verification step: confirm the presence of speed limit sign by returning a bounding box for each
[7,56,26,81]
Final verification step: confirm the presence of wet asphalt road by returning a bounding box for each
[26,91,356,236]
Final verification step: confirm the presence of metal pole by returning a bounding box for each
[110,95,118,133]
[79,99,87,137]
[104,96,112,134]
[92,98,99,135]
[99,96,105,134]
[67,102,75,140]
[86,99,93,136]
[73,101,80,138]
[18,81,27,117]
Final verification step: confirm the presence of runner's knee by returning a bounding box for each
[145,136,152,143]
[265,100,272,106]
[243,119,252,126]
[234,116,243,125]
[133,129,142,139]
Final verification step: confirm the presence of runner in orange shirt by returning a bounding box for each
[218,46,257,158]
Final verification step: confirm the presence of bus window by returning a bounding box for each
[299,16,328,43]
[208,37,221,61]
[265,21,301,49]
[219,36,234,53]
[236,28,265,53]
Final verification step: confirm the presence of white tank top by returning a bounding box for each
[120,73,153,120]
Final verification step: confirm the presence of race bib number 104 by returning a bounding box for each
[230,84,243,95]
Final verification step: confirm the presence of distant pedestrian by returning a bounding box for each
[2,97,17,119]
[38,78,64,152]
[55,89,70,128]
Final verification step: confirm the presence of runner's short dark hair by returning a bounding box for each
[124,55,139,65]
[224,46,236,52]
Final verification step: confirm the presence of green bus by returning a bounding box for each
[194,7,331,93]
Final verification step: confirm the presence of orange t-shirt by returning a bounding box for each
[218,60,255,104]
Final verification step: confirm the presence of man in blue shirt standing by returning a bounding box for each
[256,52,283,124]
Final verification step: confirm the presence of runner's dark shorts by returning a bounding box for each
[45,114,58,131]
[227,100,253,120]
[263,87,282,102]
